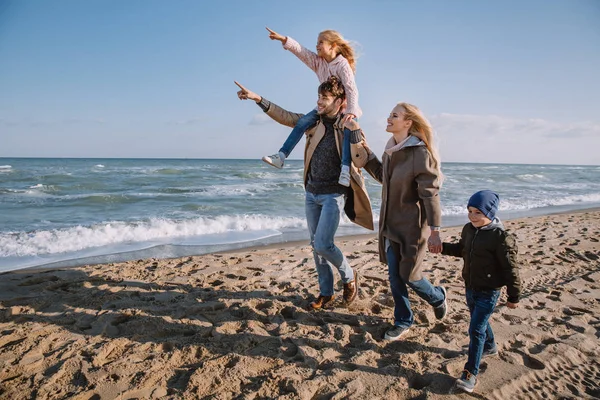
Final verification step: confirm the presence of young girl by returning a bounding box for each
[262,27,362,187]
[436,190,521,393]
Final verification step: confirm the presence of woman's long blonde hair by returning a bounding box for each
[398,102,443,183]
[319,30,357,74]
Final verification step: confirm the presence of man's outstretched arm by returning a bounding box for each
[235,81,304,128]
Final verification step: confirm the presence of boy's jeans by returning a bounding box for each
[305,191,354,296]
[386,241,445,328]
[464,288,500,375]
[279,109,352,169]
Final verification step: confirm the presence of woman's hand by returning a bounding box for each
[427,231,442,253]
[266,27,286,43]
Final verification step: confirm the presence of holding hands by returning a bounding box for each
[427,230,442,253]
[266,27,286,43]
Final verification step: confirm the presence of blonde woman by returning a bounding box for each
[261,27,362,187]
[348,103,447,340]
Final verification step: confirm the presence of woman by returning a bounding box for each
[346,102,447,340]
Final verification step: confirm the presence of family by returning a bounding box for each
[235,27,521,394]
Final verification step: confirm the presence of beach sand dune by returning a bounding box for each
[1,211,599,399]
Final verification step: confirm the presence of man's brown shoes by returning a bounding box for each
[343,272,358,304]
[309,295,335,310]
[310,271,359,310]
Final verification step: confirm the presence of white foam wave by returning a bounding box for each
[94,164,105,168]
[0,165,12,169]
[441,205,468,216]
[0,215,307,257]
[516,174,546,181]
[501,193,600,211]
[440,192,600,216]
[29,184,53,190]
[5,186,58,197]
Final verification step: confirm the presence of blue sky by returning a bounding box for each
[1,0,599,164]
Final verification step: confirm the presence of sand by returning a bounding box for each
[1,210,599,399]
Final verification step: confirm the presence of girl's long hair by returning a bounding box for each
[319,30,357,74]
[398,102,444,184]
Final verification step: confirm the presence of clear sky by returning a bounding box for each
[1,0,599,165]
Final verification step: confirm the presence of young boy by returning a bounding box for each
[437,190,521,393]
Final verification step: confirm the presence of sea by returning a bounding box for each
[1,158,599,273]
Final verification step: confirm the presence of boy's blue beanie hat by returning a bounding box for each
[468,190,500,220]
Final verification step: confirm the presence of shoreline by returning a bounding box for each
[0,209,598,398]
[9,204,600,276]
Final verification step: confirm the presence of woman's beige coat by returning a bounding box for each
[366,136,442,281]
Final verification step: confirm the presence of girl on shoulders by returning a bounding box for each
[262,27,362,187]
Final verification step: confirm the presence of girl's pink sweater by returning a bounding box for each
[283,37,362,118]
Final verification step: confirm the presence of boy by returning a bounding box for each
[435,190,521,393]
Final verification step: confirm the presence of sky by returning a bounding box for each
[1,0,599,165]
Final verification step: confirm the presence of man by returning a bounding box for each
[235,76,376,310]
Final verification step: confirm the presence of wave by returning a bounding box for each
[0,186,59,198]
[155,168,184,175]
[503,193,600,211]
[438,193,600,216]
[516,174,547,182]
[0,214,307,257]
[28,184,58,192]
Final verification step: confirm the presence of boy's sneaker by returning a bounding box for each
[456,370,477,393]
[338,165,351,187]
[262,153,285,169]
[383,326,409,341]
[482,346,498,358]
[433,286,448,320]
[309,295,335,310]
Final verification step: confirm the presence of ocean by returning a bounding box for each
[1,158,599,273]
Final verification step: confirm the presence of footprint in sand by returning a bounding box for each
[506,346,546,370]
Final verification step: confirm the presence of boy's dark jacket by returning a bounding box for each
[442,219,521,303]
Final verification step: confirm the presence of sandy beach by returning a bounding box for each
[1,210,599,399]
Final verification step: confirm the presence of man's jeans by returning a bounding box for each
[386,242,445,328]
[305,192,354,296]
[464,288,500,375]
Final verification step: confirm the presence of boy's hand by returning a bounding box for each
[235,81,261,103]
[506,302,518,309]
[266,27,286,43]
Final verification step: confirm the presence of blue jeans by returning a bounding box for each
[341,128,351,167]
[279,109,319,158]
[305,191,354,296]
[279,109,352,168]
[464,288,500,375]
[386,242,445,328]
